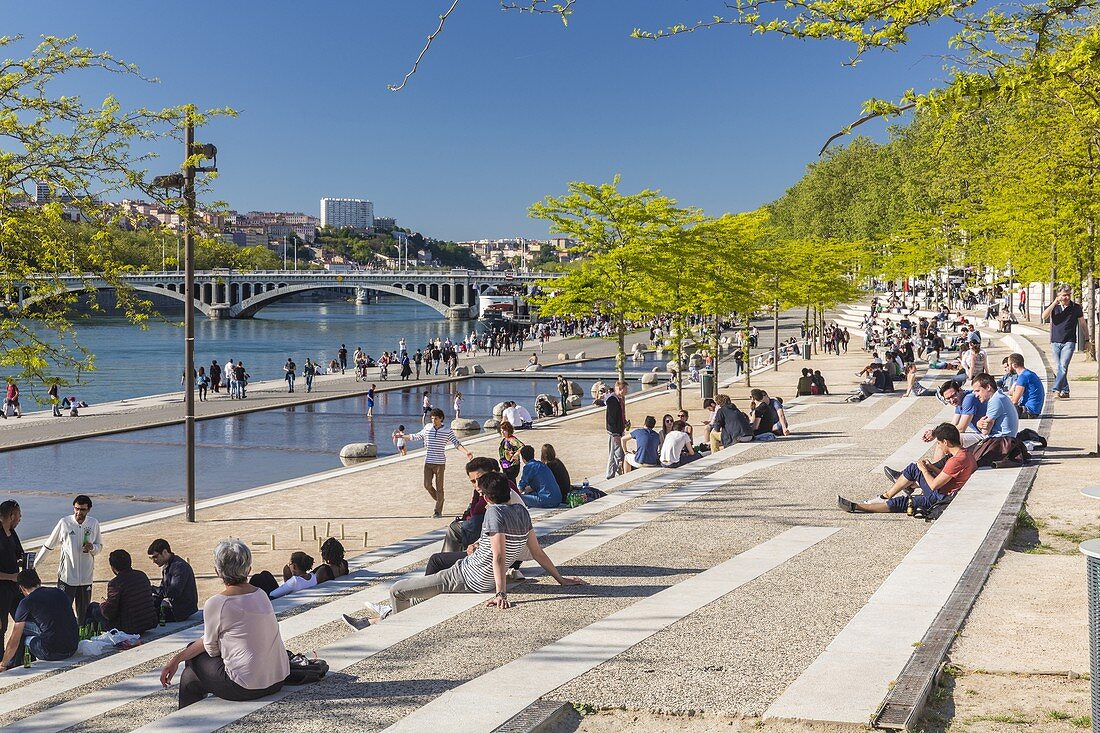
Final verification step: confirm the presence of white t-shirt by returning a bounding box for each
[269,573,317,599]
[660,430,693,466]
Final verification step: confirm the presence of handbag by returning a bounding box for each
[285,651,328,685]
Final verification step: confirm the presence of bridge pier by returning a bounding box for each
[208,305,232,320]
[355,287,370,305]
[446,306,473,321]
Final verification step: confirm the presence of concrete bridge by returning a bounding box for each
[14,269,558,320]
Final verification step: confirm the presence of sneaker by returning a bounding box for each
[837,495,858,513]
[883,466,903,484]
[506,568,526,583]
[863,495,888,505]
[364,601,393,620]
[342,613,371,631]
[431,511,443,519]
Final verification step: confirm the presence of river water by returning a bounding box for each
[4,298,663,538]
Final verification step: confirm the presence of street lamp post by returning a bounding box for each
[153,107,217,524]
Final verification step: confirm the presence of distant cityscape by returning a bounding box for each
[20,183,580,272]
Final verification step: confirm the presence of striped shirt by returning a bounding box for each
[406,423,461,464]
[459,503,532,592]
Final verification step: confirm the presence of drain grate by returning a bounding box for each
[874,411,1051,730]
[493,700,571,733]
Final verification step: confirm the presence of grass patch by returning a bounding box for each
[1025,543,1057,554]
[1071,716,1091,729]
[964,713,1033,724]
[1016,509,1038,531]
[1049,528,1094,544]
[1072,375,1097,382]
[1049,711,1073,721]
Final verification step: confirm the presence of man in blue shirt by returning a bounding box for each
[1005,353,1044,418]
[973,374,1019,438]
[516,445,562,508]
[624,416,661,471]
[0,569,78,672]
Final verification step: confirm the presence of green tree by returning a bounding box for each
[530,175,697,379]
[0,35,231,390]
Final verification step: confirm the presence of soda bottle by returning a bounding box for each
[82,528,90,553]
[23,649,31,668]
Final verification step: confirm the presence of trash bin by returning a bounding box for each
[803,339,813,360]
[1080,486,1100,733]
[699,370,714,400]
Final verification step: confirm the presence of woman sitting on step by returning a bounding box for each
[159,540,289,709]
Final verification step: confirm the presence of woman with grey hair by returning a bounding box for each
[159,539,289,708]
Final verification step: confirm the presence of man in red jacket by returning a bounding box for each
[86,550,158,635]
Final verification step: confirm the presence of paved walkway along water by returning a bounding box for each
[0,301,1083,732]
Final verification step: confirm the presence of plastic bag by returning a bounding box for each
[77,637,113,656]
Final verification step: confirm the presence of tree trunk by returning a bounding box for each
[616,314,626,382]
[742,322,752,388]
[711,312,721,398]
[773,299,780,371]
[676,314,684,411]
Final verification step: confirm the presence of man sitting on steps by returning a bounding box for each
[838,423,977,516]
[342,472,585,629]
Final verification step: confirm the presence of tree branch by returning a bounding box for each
[389,0,464,92]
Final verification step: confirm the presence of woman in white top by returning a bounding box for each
[160,539,289,708]
[959,341,988,385]
[247,551,318,599]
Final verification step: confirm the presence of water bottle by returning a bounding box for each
[159,605,166,627]
[23,648,31,668]
[82,528,90,553]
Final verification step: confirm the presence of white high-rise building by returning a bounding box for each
[320,197,374,231]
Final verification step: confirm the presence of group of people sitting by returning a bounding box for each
[838,351,1046,518]
[496,422,576,509]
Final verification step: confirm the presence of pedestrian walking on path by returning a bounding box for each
[303,358,315,393]
[283,358,296,394]
[338,344,347,374]
[1041,284,1091,398]
[396,409,473,518]
[35,495,101,621]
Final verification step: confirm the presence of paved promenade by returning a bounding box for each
[0,302,1090,733]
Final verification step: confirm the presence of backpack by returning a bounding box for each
[285,651,328,685]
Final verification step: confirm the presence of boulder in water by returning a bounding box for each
[450,418,480,432]
[472,364,485,374]
[566,394,582,408]
[339,443,377,462]
[557,352,570,361]
[641,371,659,386]
[453,366,470,377]
[483,417,501,430]
[574,351,586,359]
[524,364,541,372]
[492,401,508,419]
[567,380,583,397]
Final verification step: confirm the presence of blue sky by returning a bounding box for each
[6,2,955,240]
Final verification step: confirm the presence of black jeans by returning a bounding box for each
[248,571,279,596]
[179,651,284,709]
[426,551,465,575]
[58,581,92,621]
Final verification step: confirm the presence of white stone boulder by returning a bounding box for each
[591,380,608,400]
[492,401,509,418]
[666,360,680,374]
[566,395,582,408]
[483,417,501,430]
[574,351,586,359]
[568,380,583,397]
[641,370,659,386]
[453,366,470,377]
[472,364,486,374]
[524,364,541,372]
[450,418,480,432]
[557,352,570,361]
[338,443,377,462]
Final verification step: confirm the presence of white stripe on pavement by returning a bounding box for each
[384,526,840,733]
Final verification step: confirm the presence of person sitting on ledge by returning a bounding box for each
[313,539,349,584]
[342,472,585,628]
[624,416,662,472]
[0,569,78,672]
[148,539,199,622]
[160,540,288,709]
[660,420,699,467]
[516,445,563,508]
[248,551,317,599]
[86,549,158,635]
[540,444,572,494]
[838,423,976,515]
[811,370,830,396]
[796,368,815,396]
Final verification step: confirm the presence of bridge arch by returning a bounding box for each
[19,283,213,317]
[231,282,452,319]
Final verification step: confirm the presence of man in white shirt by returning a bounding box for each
[35,495,101,620]
[502,402,533,429]
[659,421,697,467]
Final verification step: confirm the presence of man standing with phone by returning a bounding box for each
[35,495,101,620]
[1041,284,1091,399]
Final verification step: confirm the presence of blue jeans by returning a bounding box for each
[1051,341,1075,393]
[886,463,947,513]
[7,621,74,668]
[521,489,561,508]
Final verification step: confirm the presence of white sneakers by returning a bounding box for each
[364,601,393,620]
